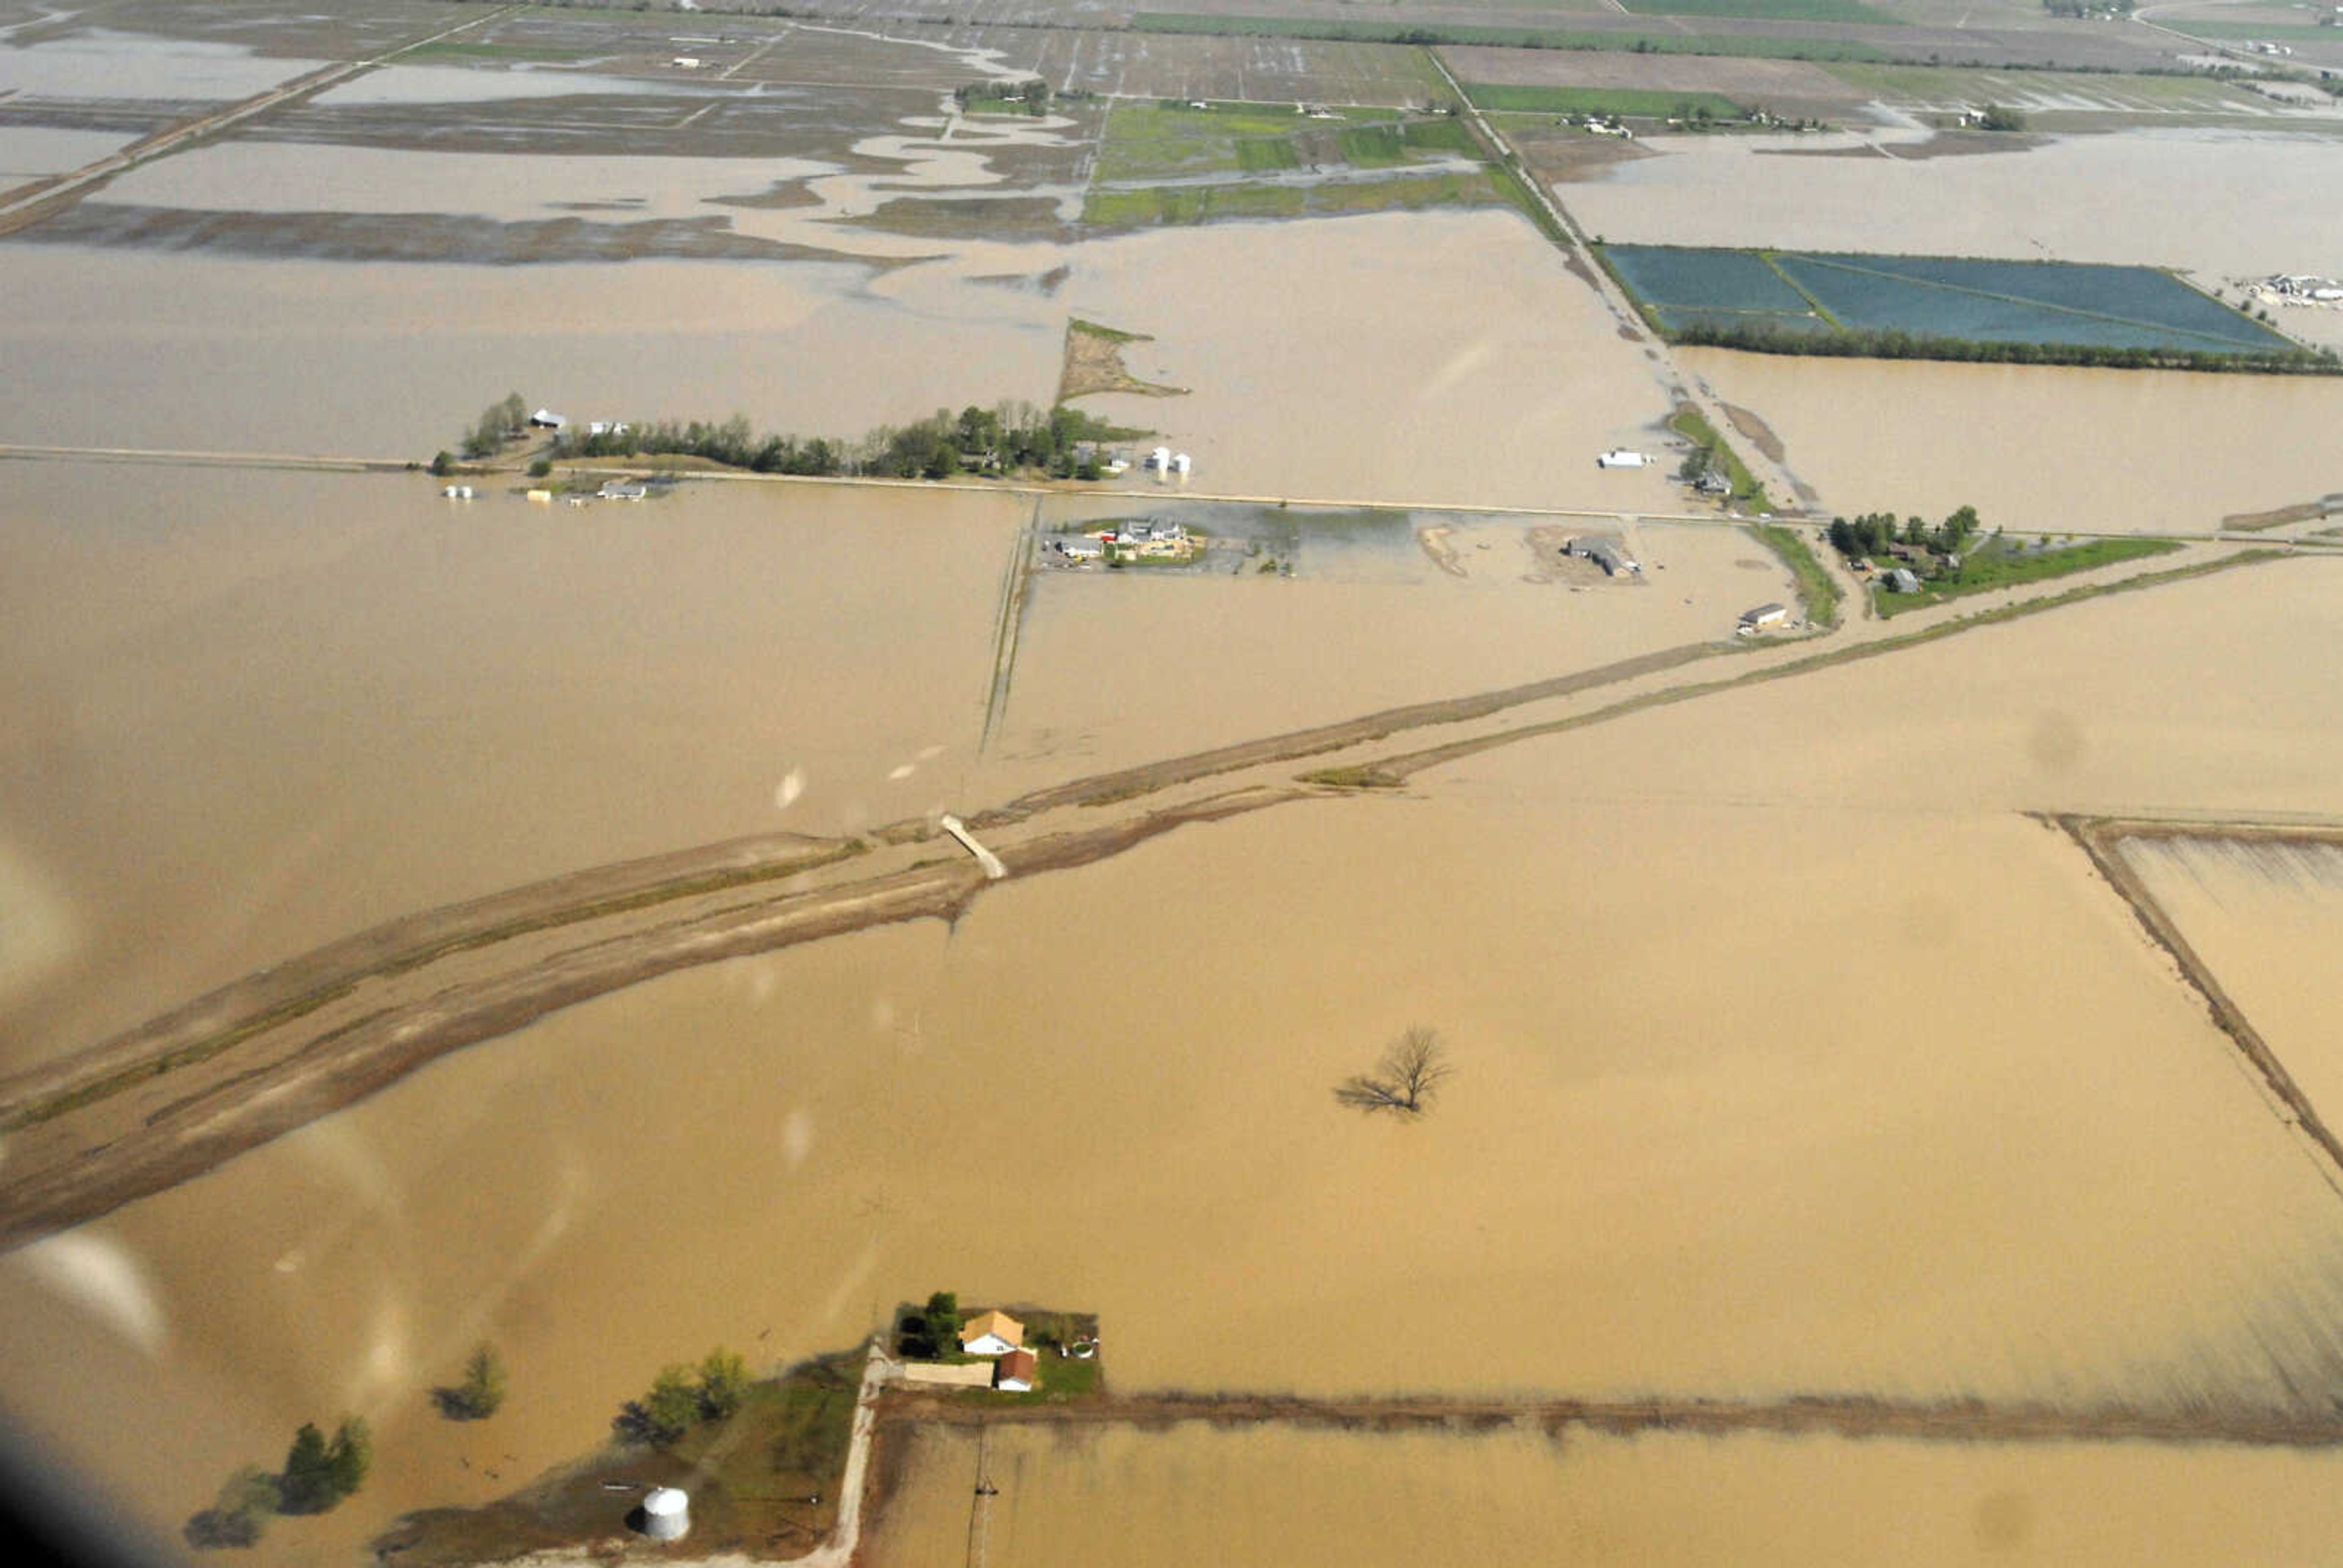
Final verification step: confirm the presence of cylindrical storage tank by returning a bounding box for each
[641,1487,690,1541]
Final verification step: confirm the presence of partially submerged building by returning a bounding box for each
[1566,535,1641,577]
[1738,602,1788,633]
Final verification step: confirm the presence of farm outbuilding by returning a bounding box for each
[1739,602,1788,632]
[995,1348,1038,1392]
[1566,535,1639,577]
[639,1487,689,1541]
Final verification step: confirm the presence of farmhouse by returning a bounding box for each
[1566,535,1640,577]
[960,1310,1024,1357]
[995,1348,1038,1392]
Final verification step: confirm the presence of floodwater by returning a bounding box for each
[2121,836,2343,1132]
[0,125,129,180]
[11,558,2343,1563]
[0,247,1066,455]
[865,1423,2343,1567]
[1561,128,2343,334]
[1065,210,1688,513]
[997,514,1783,771]
[1681,349,2343,534]
[0,27,324,99]
[0,464,1024,1070]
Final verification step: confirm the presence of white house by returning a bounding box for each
[959,1310,1024,1358]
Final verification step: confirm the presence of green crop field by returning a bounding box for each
[1084,169,1506,229]
[1601,245,2319,367]
[1462,83,1749,118]
[1092,101,1395,182]
[1617,0,1899,22]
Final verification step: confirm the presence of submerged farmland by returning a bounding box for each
[1600,245,2327,369]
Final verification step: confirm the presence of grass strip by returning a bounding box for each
[1668,405,1774,514]
[1749,522,1840,628]
[1873,536,2181,617]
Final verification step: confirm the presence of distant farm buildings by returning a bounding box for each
[1565,534,1641,577]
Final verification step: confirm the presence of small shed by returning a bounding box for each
[960,1310,1024,1358]
[1738,602,1788,631]
[995,1348,1038,1392]
[528,408,567,430]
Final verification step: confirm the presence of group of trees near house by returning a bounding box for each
[1828,504,1980,561]
[555,402,1143,481]
[954,77,1053,113]
[462,392,531,459]
[434,1342,509,1421]
[895,1290,962,1359]
[184,1418,371,1550]
[613,1348,754,1447]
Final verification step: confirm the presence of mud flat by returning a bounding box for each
[863,1422,2343,1567]
[1680,350,2343,534]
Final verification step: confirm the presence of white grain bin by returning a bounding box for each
[1148,445,1172,470]
[640,1487,690,1541]
[1172,453,1191,477]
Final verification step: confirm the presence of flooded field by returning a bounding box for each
[11,554,2343,1561]
[1560,129,2343,350]
[1682,348,2343,534]
[0,247,1066,455]
[1065,209,1685,511]
[999,511,1785,769]
[2121,835,2343,1133]
[0,466,1024,1070]
[0,27,321,99]
[865,1422,2343,1567]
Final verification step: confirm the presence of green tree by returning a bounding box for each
[325,1417,371,1501]
[617,1364,702,1445]
[184,1466,279,1549]
[278,1423,336,1514]
[923,1291,960,1353]
[696,1348,750,1420]
[440,1342,508,1420]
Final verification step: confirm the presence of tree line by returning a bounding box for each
[1663,318,2341,375]
[614,1348,753,1447]
[1827,504,1980,561]
[185,1417,371,1550]
[555,402,1147,481]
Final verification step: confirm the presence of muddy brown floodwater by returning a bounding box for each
[865,1422,2343,1567]
[0,465,1023,1071]
[2121,835,2343,1136]
[1680,350,2343,536]
[9,555,2343,1564]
